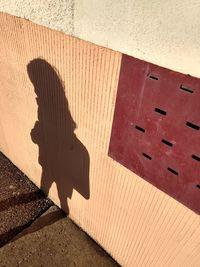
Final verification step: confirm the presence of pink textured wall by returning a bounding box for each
[0,13,200,266]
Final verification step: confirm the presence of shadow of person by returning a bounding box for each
[27,58,90,214]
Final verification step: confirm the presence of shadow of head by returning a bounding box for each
[27,58,90,213]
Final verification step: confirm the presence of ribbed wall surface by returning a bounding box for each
[0,13,200,266]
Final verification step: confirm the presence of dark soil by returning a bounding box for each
[0,152,52,247]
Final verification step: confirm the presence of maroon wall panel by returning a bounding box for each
[109,54,200,214]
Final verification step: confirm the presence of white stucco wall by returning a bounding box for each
[0,0,74,34]
[1,0,200,77]
[75,0,200,78]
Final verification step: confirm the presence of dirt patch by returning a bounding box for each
[0,152,52,247]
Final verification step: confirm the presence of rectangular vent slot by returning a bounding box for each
[168,167,178,175]
[155,108,167,116]
[197,184,200,189]
[192,154,200,162]
[186,121,200,130]
[142,153,152,160]
[149,74,158,80]
[135,125,145,133]
[180,85,193,93]
[161,139,173,147]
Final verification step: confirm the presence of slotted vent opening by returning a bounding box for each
[192,154,200,162]
[142,153,152,160]
[155,108,167,116]
[186,121,200,130]
[161,139,173,147]
[180,84,193,93]
[167,167,179,176]
[148,74,159,80]
[135,125,145,133]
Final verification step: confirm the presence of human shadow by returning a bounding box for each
[27,58,90,214]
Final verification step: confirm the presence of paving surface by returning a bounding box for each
[0,153,119,267]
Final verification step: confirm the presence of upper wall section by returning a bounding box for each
[1,0,200,77]
[0,0,74,34]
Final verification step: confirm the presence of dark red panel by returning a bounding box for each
[109,54,200,214]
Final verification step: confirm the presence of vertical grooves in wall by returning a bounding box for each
[0,13,200,267]
[92,47,107,243]
[96,49,111,244]
[91,46,101,239]
[163,213,193,266]
[135,193,169,266]
[103,53,122,255]
[131,189,159,262]
[137,194,169,266]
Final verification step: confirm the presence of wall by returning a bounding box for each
[0,0,74,34]
[0,12,200,267]
[1,0,200,78]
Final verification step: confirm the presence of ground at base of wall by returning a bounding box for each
[0,205,119,267]
[0,153,119,267]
